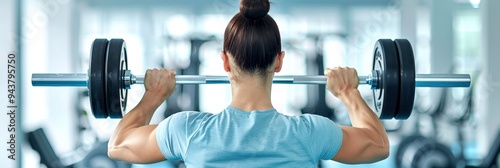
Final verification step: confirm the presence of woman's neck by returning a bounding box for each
[229,75,274,112]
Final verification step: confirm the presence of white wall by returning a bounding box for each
[21,0,78,167]
[477,0,500,158]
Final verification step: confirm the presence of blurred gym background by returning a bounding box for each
[1,0,499,167]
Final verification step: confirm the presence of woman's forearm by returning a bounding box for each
[107,68,175,162]
[339,89,389,145]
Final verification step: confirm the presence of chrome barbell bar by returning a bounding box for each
[31,70,471,88]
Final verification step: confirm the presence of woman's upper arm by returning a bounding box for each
[108,125,166,163]
[331,126,389,164]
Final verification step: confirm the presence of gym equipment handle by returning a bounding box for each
[31,73,471,87]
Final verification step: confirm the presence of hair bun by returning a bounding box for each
[239,0,270,20]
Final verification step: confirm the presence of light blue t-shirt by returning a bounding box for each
[156,106,343,167]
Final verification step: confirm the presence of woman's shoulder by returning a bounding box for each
[168,111,214,123]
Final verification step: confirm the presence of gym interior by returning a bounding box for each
[0,0,499,167]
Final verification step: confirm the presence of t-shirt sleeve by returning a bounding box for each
[307,115,343,160]
[156,111,208,160]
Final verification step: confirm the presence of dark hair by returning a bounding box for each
[223,0,281,77]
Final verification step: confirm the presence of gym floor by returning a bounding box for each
[1,0,500,168]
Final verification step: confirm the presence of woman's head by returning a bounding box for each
[222,0,283,79]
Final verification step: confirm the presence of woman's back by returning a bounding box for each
[156,107,343,167]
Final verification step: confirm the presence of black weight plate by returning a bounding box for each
[394,39,416,120]
[106,39,128,118]
[411,141,456,168]
[89,39,109,118]
[395,135,428,168]
[372,39,400,119]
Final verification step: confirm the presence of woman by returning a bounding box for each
[108,0,389,167]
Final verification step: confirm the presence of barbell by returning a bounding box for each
[31,38,471,119]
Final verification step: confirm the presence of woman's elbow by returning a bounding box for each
[374,143,390,162]
[373,133,390,161]
[107,146,120,160]
[107,141,126,161]
[107,134,127,160]
[365,141,390,163]
[379,147,390,161]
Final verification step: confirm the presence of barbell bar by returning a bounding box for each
[32,73,471,87]
[30,38,471,120]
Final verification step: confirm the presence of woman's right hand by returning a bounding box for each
[144,68,176,101]
[324,67,359,98]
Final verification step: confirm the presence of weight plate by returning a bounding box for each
[411,141,456,168]
[372,39,400,119]
[106,39,128,118]
[89,39,109,118]
[395,135,428,168]
[394,39,416,119]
